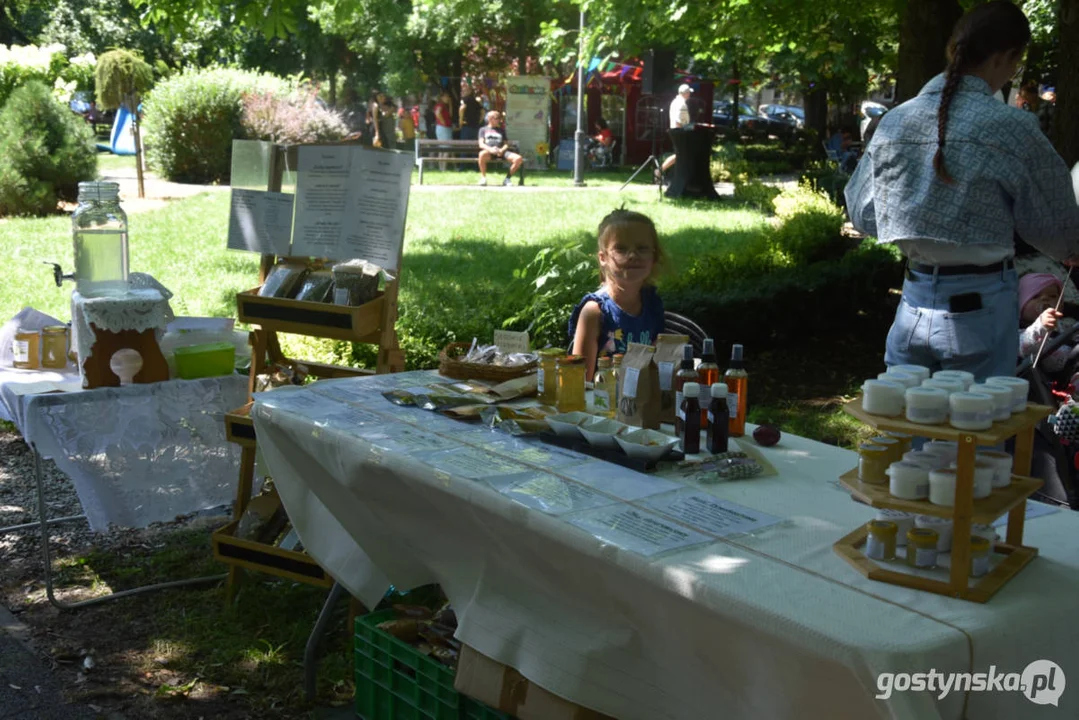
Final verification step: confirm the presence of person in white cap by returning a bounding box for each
[660,84,693,178]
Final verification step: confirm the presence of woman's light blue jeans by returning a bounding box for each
[885,266,1019,382]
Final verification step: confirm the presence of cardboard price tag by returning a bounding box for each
[493,330,530,354]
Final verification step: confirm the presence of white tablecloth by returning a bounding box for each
[251,371,1079,720]
[1,369,247,531]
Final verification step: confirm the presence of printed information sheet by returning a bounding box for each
[567,505,713,557]
[290,146,412,270]
[227,189,294,255]
[421,446,531,481]
[644,490,783,538]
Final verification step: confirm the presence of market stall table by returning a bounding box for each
[250,370,1079,720]
[0,368,248,608]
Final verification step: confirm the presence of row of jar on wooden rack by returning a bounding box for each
[858,436,1012,502]
[866,509,997,575]
[861,365,1028,430]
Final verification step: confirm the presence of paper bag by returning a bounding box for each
[617,342,660,429]
[653,333,689,424]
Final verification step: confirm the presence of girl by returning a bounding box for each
[1018,273,1079,386]
[845,1,1079,382]
[434,92,453,170]
[568,209,666,380]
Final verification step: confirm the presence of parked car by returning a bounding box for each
[712,100,758,128]
[759,104,805,128]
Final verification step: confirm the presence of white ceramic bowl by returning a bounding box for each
[614,428,680,461]
[579,419,629,449]
[546,411,602,438]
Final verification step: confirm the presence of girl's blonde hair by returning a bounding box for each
[596,208,665,284]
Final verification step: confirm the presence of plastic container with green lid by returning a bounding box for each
[174,342,236,379]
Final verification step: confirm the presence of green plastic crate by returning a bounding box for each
[354,610,464,720]
[463,698,514,720]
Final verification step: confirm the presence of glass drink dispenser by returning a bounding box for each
[70,181,129,296]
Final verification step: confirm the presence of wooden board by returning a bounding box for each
[842,397,1052,446]
[237,287,385,342]
[212,517,333,589]
[833,524,1038,603]
[224,402,256,448]
[837,467,1043,524]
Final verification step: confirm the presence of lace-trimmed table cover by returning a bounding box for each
[71,272,175,369]
[22,375,248,531]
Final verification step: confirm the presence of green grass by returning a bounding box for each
[96,151,137,175]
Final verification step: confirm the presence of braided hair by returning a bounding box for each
[934,1,1031,184]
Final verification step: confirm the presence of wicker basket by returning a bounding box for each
[438,342,538,382]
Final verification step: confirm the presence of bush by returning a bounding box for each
[733,180,782,212]
[501,238,598,350]
[0,80,96,216]
[142,67,291,184]
[663,244,903,352]
[768,181,850,265]
[241,90,350,146]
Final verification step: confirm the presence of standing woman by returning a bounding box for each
[846,1,1079,381]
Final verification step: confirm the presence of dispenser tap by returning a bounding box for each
[44,262,75,288]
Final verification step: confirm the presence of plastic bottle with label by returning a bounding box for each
[680,382,701,454]
[706,383,729,454]
[724,343,748,437]
[697,338,720,425]
[673,344,699,437]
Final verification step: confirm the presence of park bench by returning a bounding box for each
[414,138,526,186]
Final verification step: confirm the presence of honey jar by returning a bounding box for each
[858,443,890,484]
[905,528,939,568]
[537,348,564,406]
[13,327,40,369]
[556,355,587,413]
[41,325,69,369]
[865,520,898,560]
[969,535,991,578]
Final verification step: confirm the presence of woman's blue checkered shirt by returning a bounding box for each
[845,74,1079,261]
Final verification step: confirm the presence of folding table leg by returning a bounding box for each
[32,444,226,611]
[304,581,347,702]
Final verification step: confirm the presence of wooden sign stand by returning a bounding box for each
[833,397,1052,603]
[214,142,405,600]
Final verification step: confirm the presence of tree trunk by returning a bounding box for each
[127,93,145,199]
[895,0,962,104]
[803,81,828,148]
[1055,0,1079,165]
[732,61,740,141]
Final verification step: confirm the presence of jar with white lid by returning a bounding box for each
[929,468,958,506]
[878,370,918,390]
[902,449,949,469]
[862,379,905,417]
[977,450,1013,488]
[890,364,930,384]
[923,440,958,458]
[905,386,949,424]
[887,462,930,500]
[922,377,964,394]
[947,459,994,499]
[932,369,974,390]
[984,377,1029,414]
[968,383,1013,421]
[949,392,994,431]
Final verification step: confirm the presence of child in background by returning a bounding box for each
[568,209,666,380]
[1018,273,1079,392]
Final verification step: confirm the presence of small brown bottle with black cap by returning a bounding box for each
[673,344,699,437]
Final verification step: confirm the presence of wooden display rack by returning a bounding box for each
[213,141,405,600]
[833,397,1052,603]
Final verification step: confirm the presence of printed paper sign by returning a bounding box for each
[499,472,619,515]
[227,189,294,255]
[644,490,783,538]
[567,505,712,557]
[493,330,530,354]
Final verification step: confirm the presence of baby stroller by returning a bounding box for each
[1017,326,1079,510]
[586,139,616,169]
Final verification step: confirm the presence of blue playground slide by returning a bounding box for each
[96,105,136,155]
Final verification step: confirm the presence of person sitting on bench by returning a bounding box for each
[478,111,523,187]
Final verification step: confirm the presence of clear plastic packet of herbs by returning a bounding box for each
[697,455,763,483]
[259,260,309,298]
[383,389,418,406]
